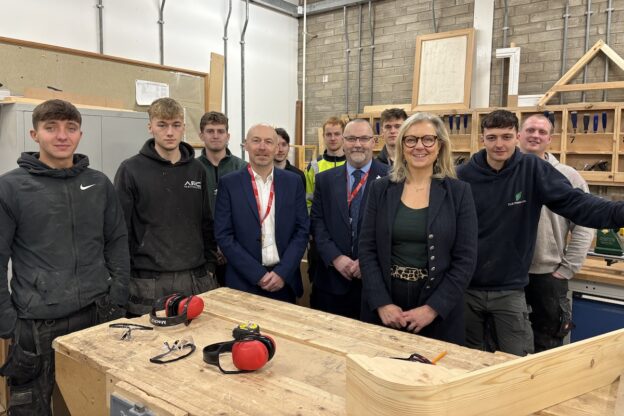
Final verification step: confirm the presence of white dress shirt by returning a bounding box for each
[251,167,280,266]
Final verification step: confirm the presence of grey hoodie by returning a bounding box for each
[529,153,594,278]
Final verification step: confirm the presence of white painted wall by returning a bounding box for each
[0,0,299,158]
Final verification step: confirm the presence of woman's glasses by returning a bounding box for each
[403,135,438,148]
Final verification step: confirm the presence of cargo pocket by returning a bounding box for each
[0,343,41,381]
[0,320,42,382]
[127,277,157,316]
[191,272,219,295]
[555,297,575,338]
[7,380,36,415]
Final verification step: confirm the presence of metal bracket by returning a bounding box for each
[110,394,155,416]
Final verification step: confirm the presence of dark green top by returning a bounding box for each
[198,148,247,214]
[391,202,428,268]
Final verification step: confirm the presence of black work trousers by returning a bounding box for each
[5,304,97,416]
[525,273,572,352]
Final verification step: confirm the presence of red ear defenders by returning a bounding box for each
[149,294,204,327]
[203,323,276,374]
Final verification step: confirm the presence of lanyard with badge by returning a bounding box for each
[248,165,274,247]
[346,171,369,209]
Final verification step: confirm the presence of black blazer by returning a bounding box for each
[310,160,389,295]
[359,176,478,344]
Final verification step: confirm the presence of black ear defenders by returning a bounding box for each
[203,323,276,374]
[149,294,204,327]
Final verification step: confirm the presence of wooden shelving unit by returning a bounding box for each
[349,102,624,186]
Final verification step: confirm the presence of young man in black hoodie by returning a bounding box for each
[457,109,624,356]
[0,99,129,415]
[115,98,218,316]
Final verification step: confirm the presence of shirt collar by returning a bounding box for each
[347,159,372,176]
[251,166,274,183]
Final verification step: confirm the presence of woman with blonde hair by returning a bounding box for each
[359,112,477,344]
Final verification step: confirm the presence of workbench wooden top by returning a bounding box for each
[53,288,619,416]
[577,257,624,287]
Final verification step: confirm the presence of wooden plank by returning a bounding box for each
[538,40,605,106]
[615,373,624,416]
[362,103,411,114]
[55,351,108,416]
[107,376,189,416]
[346,328,624,416]
[52,288,619,416]
[552,81,624,93]
[600,43,624,73]
[24,87,125,110]
[55,308,346,415]
[207,53,225,112]
[0,35,206,77]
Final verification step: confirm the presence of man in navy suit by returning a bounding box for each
[214,124,309,303]
[310,119,389,319]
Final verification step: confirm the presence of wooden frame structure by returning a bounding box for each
[538,40,624,106]
[411,28,475,112]
[347,329,624,416]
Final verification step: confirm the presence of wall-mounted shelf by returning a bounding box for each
[348,102,624,186]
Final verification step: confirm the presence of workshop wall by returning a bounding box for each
[299,0,624,146]
[0,0,299,158]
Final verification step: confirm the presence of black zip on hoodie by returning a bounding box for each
[0,153,130,336]
[457,148,624,290]
[114,139,217,272]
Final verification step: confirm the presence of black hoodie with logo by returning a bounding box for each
[0,153,130,337]
[457,148,624,291]
[114,139,216,272]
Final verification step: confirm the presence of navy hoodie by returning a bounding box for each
[457,148,624,290]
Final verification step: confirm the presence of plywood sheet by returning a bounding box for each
[0,39,205,144]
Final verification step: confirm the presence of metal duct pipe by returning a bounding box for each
[603,0,613,101]
[500,0,509,106]
[223,0,232,115]
[240,0,250,159]
[368,1,375,107]
[344,6,351,115]
[356,4,363,114]
[96,0,104,54]
[158,0,166,65]
[431,0,438,33]
[582,0,593,102]
[560,0,570,104]
[303,0,307,145]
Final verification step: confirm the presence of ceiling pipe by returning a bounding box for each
[223,0,232,115]
[240,0,250,160]
[158,0,167,65]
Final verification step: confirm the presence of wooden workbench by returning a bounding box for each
[52,288,620,416]
[577,257,624,288]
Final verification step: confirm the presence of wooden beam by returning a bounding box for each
[538,40,605,106]
[600,43,624,72]
[615,373,624,416]
[551,81,624,92]
[362,104,411,114]
[346,329,624,416]
[207,53,225,113]
[0,36,207,77]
